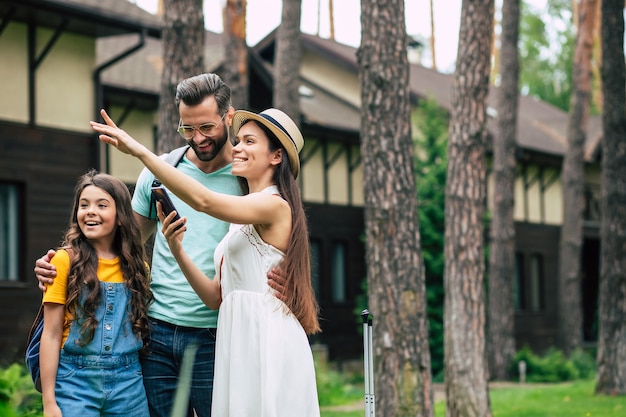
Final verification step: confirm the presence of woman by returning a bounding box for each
[91,108,321,416]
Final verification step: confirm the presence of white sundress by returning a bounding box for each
[210,186,320,417]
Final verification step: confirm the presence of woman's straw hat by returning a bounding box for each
[231,108,304,178]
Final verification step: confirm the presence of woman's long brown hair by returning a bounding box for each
[61,170,153,347]
[246,121,321,334]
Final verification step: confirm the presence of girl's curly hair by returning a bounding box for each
[61,170,153,348]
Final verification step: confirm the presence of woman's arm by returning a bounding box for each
[159,207,222,310]
[40,303,64,417]
[91,110,288,226]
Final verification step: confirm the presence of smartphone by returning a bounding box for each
[150,186,183,231]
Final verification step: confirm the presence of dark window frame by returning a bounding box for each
[0,181,24,282]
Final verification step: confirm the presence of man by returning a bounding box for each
[35,73,285,417]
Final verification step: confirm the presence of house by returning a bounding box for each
[0,0,366,363]
[97,28,367,361]
[0,0,602,364]
[0,0,161,362]
[266,35,602,351]
[248,32,603,354]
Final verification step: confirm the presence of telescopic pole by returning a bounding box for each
[361,309,375,416]
[368,315,375,416]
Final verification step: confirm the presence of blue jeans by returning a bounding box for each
[141,318,216,417]
[56,352,149,416]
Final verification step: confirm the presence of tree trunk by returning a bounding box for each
[444,0,494,415]
[590,0,602,112]
[273,0,302,124]
[328,0,335,40]
[487,0,520,382]
[429,0,437,71]
[358,0,433,415]
[222,0,248,110]
[558,0,597,356]
[157,0,205,154]
[595,0,626,396]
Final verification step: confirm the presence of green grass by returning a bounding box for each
[4,359,624,417]
[321,410,363,417]
[323,379,625,417]
[485,379,625,417]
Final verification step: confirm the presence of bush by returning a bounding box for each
[569,348,597,379]
[509,346,596,383]
[0,363,42,417]
[316,364,363,407]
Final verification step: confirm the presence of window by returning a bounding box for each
[583,184,601,222]
[514,253,525,310]
[514,251,545,312]
[0,183,20,281]
[529,254,545,311]
[331,241,347,302]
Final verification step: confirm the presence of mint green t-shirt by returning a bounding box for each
[132,154,241,328]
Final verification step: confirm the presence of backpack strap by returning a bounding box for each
[26,247,73,393]
[151,145,190,188]
[149,145,190,218]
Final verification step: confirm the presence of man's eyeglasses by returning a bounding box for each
[177,113,226,140]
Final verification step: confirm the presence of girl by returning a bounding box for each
[92,108,321,416]
[40,170,153,417]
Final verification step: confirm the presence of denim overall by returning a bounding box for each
[55,281,149,416]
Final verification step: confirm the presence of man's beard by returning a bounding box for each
[188,127,228,162]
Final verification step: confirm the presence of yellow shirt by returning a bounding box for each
[42,249,124,345]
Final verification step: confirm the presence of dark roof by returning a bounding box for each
[97,31,224,94]
[300,80,361,133]
[292,33,603,161]
[1,0,161,38]
[301,34,360,74]
[90,13,601,161]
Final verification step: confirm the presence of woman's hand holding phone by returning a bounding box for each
[151,186,186,247]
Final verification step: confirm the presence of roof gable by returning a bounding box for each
[1,0,161,38]
[254,32,603,161]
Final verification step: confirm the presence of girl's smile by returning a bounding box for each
[77,185,118,247]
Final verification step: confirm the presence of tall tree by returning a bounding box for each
[557,0,597,356]
[595,0,626,396]
[518,1,575,112]
[590,0,602,112]
[429,0,437,70]
[222,0,249,109]
[444,0,494,415]
[157,0,205,154]
[328,0,335,40]
[316,0,321,35]
[273,0,302,124]
[487,0,520,381]
[358,0,433,415]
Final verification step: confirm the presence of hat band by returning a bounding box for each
[260,114,297,149]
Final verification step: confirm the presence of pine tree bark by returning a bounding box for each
[358,0,433,415]
[157,0,205,154]
[444,0,494,415]
[487,0,520,381]
[595,0,626,396]
[558,0,597,356]
[273,0,302,124]
[222,0,248,110]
